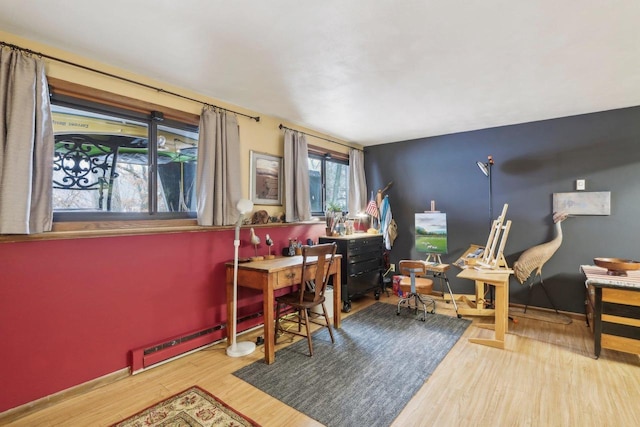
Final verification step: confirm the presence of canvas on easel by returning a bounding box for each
[415,212,447,263]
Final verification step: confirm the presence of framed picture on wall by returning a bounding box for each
[250,151,282,205]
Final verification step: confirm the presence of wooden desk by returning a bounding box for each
[582,265,640,358]
[226,255,342,364]
[457,268,510,349]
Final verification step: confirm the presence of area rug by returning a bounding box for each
[111,386,261,427]
[233,302,470,427]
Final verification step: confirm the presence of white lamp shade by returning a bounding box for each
[237,198,254,214]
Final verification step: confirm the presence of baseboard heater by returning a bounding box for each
[130,312,263,373]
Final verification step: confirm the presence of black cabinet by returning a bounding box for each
[319,234,384,312]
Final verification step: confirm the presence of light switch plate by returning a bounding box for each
[576,179,586,191]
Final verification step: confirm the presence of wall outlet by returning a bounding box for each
[576,179,586,191]
[389,263,396,272]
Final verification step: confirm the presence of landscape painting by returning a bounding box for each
[552,191,611,215]
[415,212,448,254]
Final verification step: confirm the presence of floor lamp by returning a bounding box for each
[227,198,256,357]
[476,155,494,224]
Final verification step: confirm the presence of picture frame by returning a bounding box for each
[552,191,611,215]
[250,151,282,205]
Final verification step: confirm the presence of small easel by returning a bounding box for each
[415,200,460,316]
[476,204,512,271]
[424,253,460,317]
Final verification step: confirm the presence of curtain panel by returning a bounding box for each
[196,106,241,226]
[348,148,367,216]
[283,129,311,222]
[0,46,54,234]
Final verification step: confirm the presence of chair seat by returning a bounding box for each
[399,277,433,294]
[275,293,325,309]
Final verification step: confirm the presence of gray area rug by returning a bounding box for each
[233,302,471,427]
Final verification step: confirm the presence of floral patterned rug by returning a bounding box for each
[111,386,261,427]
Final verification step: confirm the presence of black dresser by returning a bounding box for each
[319,233,384,312]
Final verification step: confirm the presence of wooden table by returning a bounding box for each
[457,268,510,349]
[582,265,640,358]
[226,255,342,364]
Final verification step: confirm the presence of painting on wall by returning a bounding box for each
[250,151,282,205]
[415,212,448,254]
[552,191,611,215]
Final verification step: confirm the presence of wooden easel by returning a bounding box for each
[447,204,513,317]
[476,204,512,271]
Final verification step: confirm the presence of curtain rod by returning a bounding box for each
[278,124,362,151]
[1,41,260,122]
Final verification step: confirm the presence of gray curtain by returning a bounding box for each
[348,148,367,216]
[0,46,54,234]
[283,129,311,222]
[196,106,241,226]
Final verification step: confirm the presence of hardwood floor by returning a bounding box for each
[5,294,640,426]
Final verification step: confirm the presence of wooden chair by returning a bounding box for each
[275,242,337,356]
[397,260,436,321]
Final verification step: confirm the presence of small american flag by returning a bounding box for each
[365,199,379,218]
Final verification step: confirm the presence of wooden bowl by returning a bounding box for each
[594,257,640,276]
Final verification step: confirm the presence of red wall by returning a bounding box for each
[0,223,325,412]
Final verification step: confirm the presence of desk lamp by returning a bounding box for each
[476,155,494,224]
[227,198,256,357]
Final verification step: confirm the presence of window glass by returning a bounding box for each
[156,124,199,212]
[325,159,348,212]
[51,102,198,218]
[308,154,349,215]
[308,157,322,213]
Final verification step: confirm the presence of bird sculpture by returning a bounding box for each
[513,212,569,315]
[265,234,274,259]
[249,228,261,259]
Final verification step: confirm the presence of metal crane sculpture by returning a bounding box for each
[513,212,569,315]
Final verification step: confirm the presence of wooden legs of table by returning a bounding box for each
[225,259,342,365]
[445,280,496,317]
[332,269,342,329]
[469,282,508,349]
[263,289,276,364]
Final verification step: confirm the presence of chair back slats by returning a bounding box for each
[300,243,337,304]
[399,260,427,277]
[275,242,338,356]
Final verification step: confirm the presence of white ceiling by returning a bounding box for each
[1,1,639,146]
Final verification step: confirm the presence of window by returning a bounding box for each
[50,95,199,221]
[308,152,349,215]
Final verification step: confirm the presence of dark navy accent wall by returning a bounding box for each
[364,106,640,313]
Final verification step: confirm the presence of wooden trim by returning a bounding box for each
[509,302,586,322]
[601,333,640,354]
[308,144,349,162]
[0,368,129,424]
[48,77,199,125]
[51,218,198,232]
[602,313,640,328]
[0,220,316,243]
[603,287,640,306]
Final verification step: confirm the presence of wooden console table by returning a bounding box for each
[457,268,511,349]
[581,265,640,358]
[226,255,342,364]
